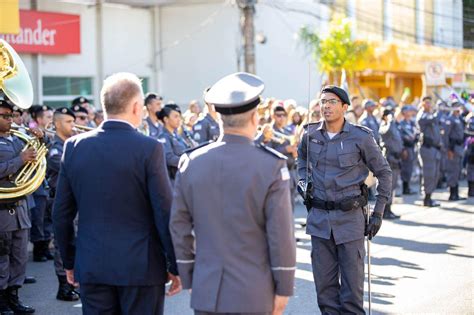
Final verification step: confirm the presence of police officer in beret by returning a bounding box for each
[192,88,221,144]
[379,105,402,219]
[417,96,442,207]
[0,100,35,314]
[445,102,466,201]
[29,105,54,262]
[46,107,80,302]
[143,93,163,139]
[297,85,392,314]
[465,114,474,197]
[398,105,419,195]
[157,104,190,183]
[71,105,89,127]
[170,72,296,315]
[360,99,380,144]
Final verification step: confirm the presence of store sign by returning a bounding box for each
[425,62,446,86]
[0,10,80,54]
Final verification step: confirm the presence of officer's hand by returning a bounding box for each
[272,295,289,315]
[365,212,382,240]
[29,127,44,139]
[166,272,182,297]
[20,148,37,163]
[262,125,273,143]
[65,269,79,288]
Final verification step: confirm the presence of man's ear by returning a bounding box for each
[342,103,349,113]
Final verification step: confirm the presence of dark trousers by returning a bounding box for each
[80,283,165,315]
[311,235,365,314]
[195,312,270,315]
[30,195,53,242]
[0,229,28,289]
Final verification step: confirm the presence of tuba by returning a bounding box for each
[0,39,45,201]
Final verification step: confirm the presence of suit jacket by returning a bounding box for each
[171,134,296,313]
[53,120,177,286]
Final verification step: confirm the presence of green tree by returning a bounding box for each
[299,15,369,83]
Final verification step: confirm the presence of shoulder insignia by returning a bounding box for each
[302,121,322,129]
[183,140,213,154]
[256,143,287,160]
[280,167,290,181]
[354,124,372,134]
[49,148,60,157]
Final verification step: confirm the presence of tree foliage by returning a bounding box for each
[299,16,369,74]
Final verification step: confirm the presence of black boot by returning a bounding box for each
[56,276,80,302]
[402,181,416,195]
[423,193,440,207]
[23,277,36,285]
[42,241,54,261]
[448,186,456,201]
[32,242,47,262]
[453,185,466,201]
[383,204,400,220]
[469,181,474,197]
[0,290,13,315]
[6,286,34,314]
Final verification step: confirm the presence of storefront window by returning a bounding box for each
[42,76,93,108]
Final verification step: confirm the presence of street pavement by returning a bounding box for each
[21,184,473,314]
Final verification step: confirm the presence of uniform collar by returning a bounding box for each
[102,119,136,131]
[317,119,351,133]
[222,133,253,144]
[53,135,65,145]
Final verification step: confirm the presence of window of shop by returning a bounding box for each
[42,76,94,108]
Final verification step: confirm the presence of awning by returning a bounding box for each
[358,41,474,75]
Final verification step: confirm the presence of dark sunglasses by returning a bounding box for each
[0,114,14,120]
[77,116,88,120]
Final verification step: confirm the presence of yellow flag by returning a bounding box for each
[0,0,20,34]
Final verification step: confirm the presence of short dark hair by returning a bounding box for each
[422,95,432,102]
[144,93,163,106]
[273,105,286,115]
[157,104,181,122]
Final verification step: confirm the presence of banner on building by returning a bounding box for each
[425,62,446,86]
[0,10,80,54]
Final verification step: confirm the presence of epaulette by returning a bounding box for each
[256,143,287,160]
[183,140,213,154]
[302,121,322,129]
[354,124,372,134]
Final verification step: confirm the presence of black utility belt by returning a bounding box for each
[311,195,367,211]
[422,143,441,150]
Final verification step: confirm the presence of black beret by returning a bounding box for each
[55,107,76,119]
[320,85,350,106]
[157,104,181,121]
[0,100,13,111]
[71,96,90,107]
[12,105,24,113]
[29,105,53,118]
[71,105,89,115]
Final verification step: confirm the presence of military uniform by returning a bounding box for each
[145,116,163,139]
[0,134,34,313]
[298,117,392,313]
[465,116,474,197]
[158,128,190,182]
[438,111,450,188]
[170,72,296,315]
[398,115,419,194]
[417,109,443,206]
[379,117,403,219]
[360,114,380,144]
[445,107,466,200]
[192,113,221,143]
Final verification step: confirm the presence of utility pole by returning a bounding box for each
[238,0,256,74]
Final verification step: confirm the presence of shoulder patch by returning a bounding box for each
[49,148,60,157]
[157,138,166,144]
[280,167,290,181]
[194,124,202,131]
[256,143,287,160]
[354,124,372,134]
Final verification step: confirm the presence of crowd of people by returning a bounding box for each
[0,71,473,314]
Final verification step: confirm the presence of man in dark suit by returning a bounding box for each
[53,72,181,315]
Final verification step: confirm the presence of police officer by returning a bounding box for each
[446,102,466,201]
[71,96,95,128]
[29,105,54,262]
[398,105,419,195]
[417,96,442,207]
[437,100,450,189]
[360,99,380,144]
[71,104,89,127]
[192,89,221,144]
[0,100,35,314]
[170,72,296,315]
[379,106,402,219]
[143,93,163,139]
[258,105,298,211]
[158,104,190,183]
[465,114,474,197]
[297,86,392,314]
[46,108,80,302]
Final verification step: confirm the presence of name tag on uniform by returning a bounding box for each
[194,124,202,131]
[0,142,7,145]
[281,167,290,181]
[311,139,324,145]
[210,126,217,129]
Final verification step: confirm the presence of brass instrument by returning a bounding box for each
[73,124,94,133]
[257,125,298,145]
[0,39,45,201]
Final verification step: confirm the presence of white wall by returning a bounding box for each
[433,0,464,48]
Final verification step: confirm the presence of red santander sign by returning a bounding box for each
[0,10,80,54]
